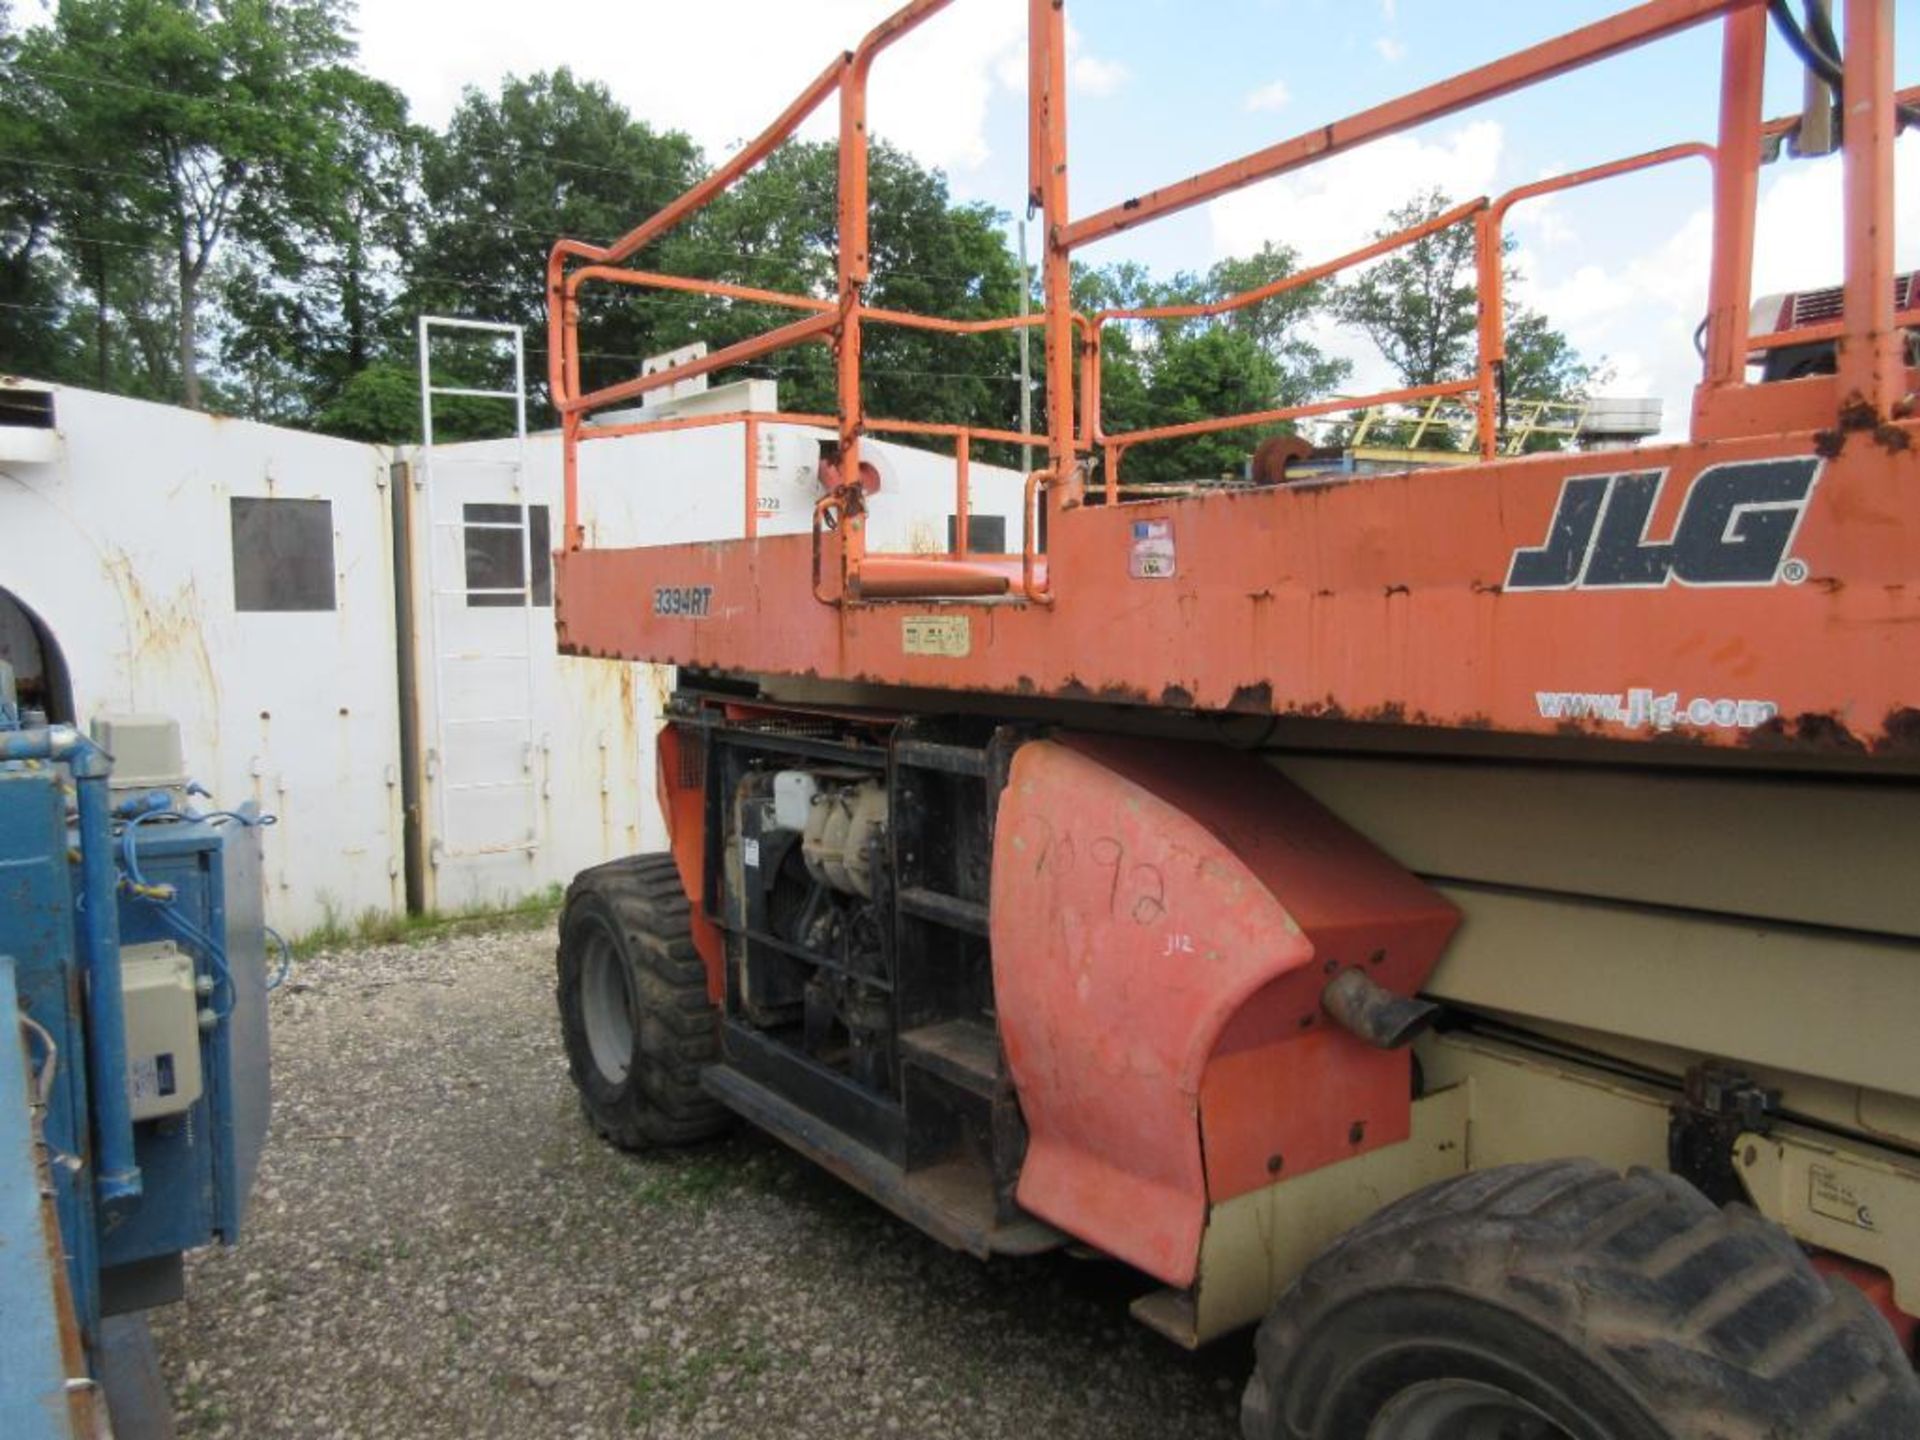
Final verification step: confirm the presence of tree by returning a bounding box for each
[406,69,704,424]
[1336,188,1602,451]
[1075,243,1349,486]
[219,69,422,425]
[681,139,1027,449]
[0,4,79,380]
[1337,188,1480,390]
[14,0,369,409]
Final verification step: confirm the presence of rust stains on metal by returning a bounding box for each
[1161,684,1195,709]
[1838,394,1883,432]
[1745,710,1869,755]
[1874,707,1920,756]
[1228,681,1274,714]
[1813,427,1846,459]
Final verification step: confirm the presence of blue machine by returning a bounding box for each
[0,662,269,1437]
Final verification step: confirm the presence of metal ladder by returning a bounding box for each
[415,316,542,864]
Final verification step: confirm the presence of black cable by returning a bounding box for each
[1769,0,1843,91]
[1801,1,1843,77]
[1767,0,1920,130]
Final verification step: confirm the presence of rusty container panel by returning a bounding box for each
[989,734,1456,1287]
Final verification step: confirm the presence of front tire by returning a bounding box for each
[1241,1158,1920,1440]
[556,854,727,1150]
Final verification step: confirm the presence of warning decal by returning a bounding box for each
[1129,520,1175,579]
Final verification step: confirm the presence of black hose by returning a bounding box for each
[1801,1,1842,76]
[1769,0,1843,91]
[1769,0,1920,131]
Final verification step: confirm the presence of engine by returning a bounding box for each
[727,766,896,1092]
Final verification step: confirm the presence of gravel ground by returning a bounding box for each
[151,918,1249,1439]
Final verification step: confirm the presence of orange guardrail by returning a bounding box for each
[548,0,1908,606]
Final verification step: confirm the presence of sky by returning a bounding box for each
[342,2,1914,435]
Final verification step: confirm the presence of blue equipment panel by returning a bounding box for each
[104,816,270,1270]
[0,767,101,1324]
[0,761,269,1339]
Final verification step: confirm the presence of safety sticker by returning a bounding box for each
[128,1054,176,1104]
[1808,1164,1876,1231]
[742,837,761,869]
[1129,519,1176,579]
[902,615,971,657]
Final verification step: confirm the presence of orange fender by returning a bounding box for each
[990,735,1458,1287]
[656,720,726,1003]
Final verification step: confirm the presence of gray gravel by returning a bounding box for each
[152,918,1248,1438]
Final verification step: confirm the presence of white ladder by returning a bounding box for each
[415,316,542,863]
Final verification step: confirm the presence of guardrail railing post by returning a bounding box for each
[1702,6,1765,390]
[954,431,972,556]
[1839,0,1899,419]
[1475,207,1503,459]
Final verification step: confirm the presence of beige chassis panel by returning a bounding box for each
[1143,1033,1916,1346]
[1738,1126,1920,1315]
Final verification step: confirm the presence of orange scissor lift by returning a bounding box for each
[547,4,1920,1435]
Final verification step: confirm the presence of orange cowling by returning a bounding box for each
[656,722,726,1004]
[989,734,1458,1288]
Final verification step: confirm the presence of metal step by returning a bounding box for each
[701,1064,1063,1260]
[892,739,987,778]
[897,886,989,936]
[899,1019,1000,1100]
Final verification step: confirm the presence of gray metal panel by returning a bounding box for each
[222,825,270,1235]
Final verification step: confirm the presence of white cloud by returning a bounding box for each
[1243,79,1292,114]
[1209,119,1504,266]
[1206,121,1502,405]
[1374,35,1407,63]
[351,0,1069,180]
[992,18,1128,103]
[1514,133,1920,440]
[1072,54,1129,99]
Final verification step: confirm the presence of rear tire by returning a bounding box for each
[556,853,727,1150]
[1241,1158,1920,1440]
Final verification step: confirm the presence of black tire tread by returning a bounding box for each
[1243,1158,1920,1440]
[557,853,727,1150]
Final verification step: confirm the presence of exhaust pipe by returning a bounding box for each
[1321,967,1440,1051]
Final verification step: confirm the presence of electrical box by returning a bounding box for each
[120,941,203,1121]
[89,715,188,796]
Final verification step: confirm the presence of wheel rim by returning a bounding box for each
[580,928,634,1085]
[1367,1379,1574,1440]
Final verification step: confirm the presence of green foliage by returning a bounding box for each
[1335,187,1601,452]
[1077,242,1350,485]
[3,0,387,410]
[407,68,703,420]
[681,139,1027,453]
[1336,187,1480,390]
[1,5,1368,465]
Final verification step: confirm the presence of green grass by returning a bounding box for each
[625,1333,778,1427]
[291,884,564,958]
[612,1151,745,1208]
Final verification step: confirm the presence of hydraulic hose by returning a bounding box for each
[1768,0,1920,129]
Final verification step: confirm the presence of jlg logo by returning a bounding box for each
[1506,457,1820,591]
